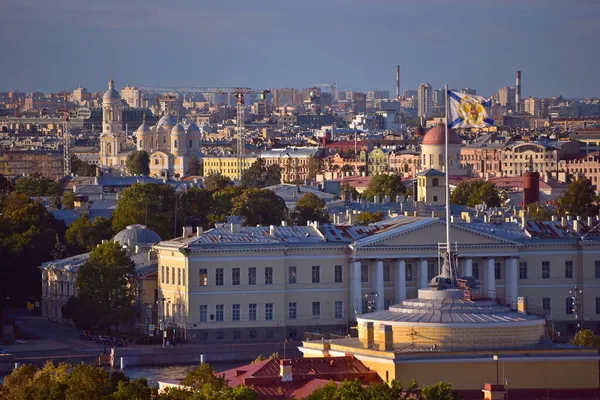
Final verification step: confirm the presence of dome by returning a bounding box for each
[171,123,185,135]
[187,122,200,133]
[422,125,461,145]
[157,113,177,129]
[102,77,121,102]
[136,122,150,134]
[112,224,161,247]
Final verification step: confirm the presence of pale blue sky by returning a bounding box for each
[1,0,598,98]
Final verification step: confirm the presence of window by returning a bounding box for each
[248,268,256,285]
[189,140,193,148]
[433,196,438,202]
[265,303,273,321]
[312,266,320,283]
[335,301,343,319]
[519,262,528,280]
[199,269,208,286]
[288,302,297,320]
[265,267,273,284]
[172,267,175,285]
[473,263,479,280]
[288,266,297,284]
[542,261,550,279]
[177,268,181,285]
[565,261,574,279]
[199,331,208,340]
[182,269,186,286]
[543,298,551,314]
[233,330,241,339]
[232,304,240,321]
[566,298,574,315]
[406,264,413,281]
[249,329,257,339]
[216,331,224,340]
[361,265,369,282]
[312,302,321,319]
[249,304,257,321]
[595,261,600,279]
[161,266,164,283]
[166,267,170,284]
[199,305,208,322]
[232,268,240,286]
[494,263,502,280]
[174,139,178,148]
[216,268,224,286]
[216,304,224,321]
[266,329,274,339]
[427,263,435,280]
[383,264,391,282]
[335,265,343,283]
[432,177,439,186]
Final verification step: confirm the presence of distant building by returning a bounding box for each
[498,86,516,109]
[72,86,92,104]
[461,88,476,95]
[417,83,432,119]
[261,147,326,183]
[524,97,549,117]
[353,92,367,113]
[500,139,580,177]
[366,90,390,101]
[203,156,257,181]
[120,86,142,108]
[0,148,63,178]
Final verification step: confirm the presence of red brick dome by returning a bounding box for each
[422,125,461,145]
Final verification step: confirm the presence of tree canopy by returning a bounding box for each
[340,182,359,201]
[307,158,325,181]
[569,329,600,348]
[126,150,150,176]
[289,193,330,226]
[556,178,599,217]
[231,188,287,226]
[65,215,113,253]
[71,155,97,177]
[203,173,232,192]
[526,202,554,221]
[14,173,63,197]
[188,155,203,176]
[355,211,385,225]
[306,379,460,400]
[241,158,281,188]
[362,174,406,202]
[451,180,501,207]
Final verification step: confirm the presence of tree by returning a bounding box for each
[241,159,281,188]
[112,183,177,239]
[451,180,501,207]
[307,158,325,181]
[65,364,113,400]
[71,155,97,177]
[207,186,245,226]
[178,187,214,230]
[204,173,232,192]
[181,364,228,391]
[289,193,330,226]
[340,164,354,174]
[362,174,406,202]
[75,241,136,329]
[570,329,600,348]
[113,378,153,400]
[231,189,287,226]
[65,215,113,252]
[0,173,15,207]
[63,191,76,209]
[188,155,203,176]
[14,172,63,197]
[126,150,150,176]
[556,178,599,217]
[526,202,553,221]
[340,183,359,201]
[356,211,384,225]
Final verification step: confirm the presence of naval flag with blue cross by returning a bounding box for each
[447,90,495,129]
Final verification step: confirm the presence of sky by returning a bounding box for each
[1,0,599,98]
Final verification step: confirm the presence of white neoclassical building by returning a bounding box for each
[154,215,600,343]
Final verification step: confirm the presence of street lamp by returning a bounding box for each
[156,296,166,348]
[493,355,499,385]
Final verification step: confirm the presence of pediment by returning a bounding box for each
[355,219,519,248]
[150,151,171,158]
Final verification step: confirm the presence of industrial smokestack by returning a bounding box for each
[396,65,400,99]
[515,70,521,113]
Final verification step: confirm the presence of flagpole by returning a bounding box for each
[444,84,452,284]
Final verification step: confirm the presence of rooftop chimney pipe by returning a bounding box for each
[396,65,400,99]
[515,71,521,113]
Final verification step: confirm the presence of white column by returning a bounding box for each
[485,258,496,299]
[352,260,362,316]
[505,258,519,309]
[375,260,385,311]
[462,258,473,277]
[419,259,429,289]
[395,260,407,303]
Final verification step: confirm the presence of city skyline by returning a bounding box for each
[1,0,599,98]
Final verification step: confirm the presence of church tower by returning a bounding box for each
[99,77,125,167]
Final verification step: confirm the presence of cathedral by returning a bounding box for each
[99,77,201,177]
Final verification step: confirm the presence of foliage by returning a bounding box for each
[556,178,599,217]
[307,158,325,181]
[231,188,287,226]
[362,174,406,202]
[181,364,228,391]
[289,193,330,226]
[14,172,63,197]
[451,180,501,207]
[0,173,15,207]
[63,191,76,209]
[203,173,232,192]
[178,187,214,230]
[340,164,354,174]
[71,155,97,177]
[188,155,203,176]
[241,158,281,188]
[569,329,600,348]
[207,186,245,226]
[356,211,385,225]
[126,150,150,176]
[305,379,459,400]
[65,215,113,252]
[74,241,136,329]
[112,183,177,239]
[113,378,154,400]
[340,183,359,200]
[526,202,553,221]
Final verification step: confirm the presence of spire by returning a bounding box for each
[108,76,114,90]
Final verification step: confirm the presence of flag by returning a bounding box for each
[447,91,495,129]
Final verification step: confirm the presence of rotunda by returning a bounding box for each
[420,124,463,174]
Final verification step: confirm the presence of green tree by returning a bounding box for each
[126,150,150,176]
[340,183,359,201]
[556,178,599,217]
[71,155,97,176]
[362,174,406,202]
[112,183,177,239]
[356,211,384,225]
[63,191,76,209]
[569,329,600,348]
[0,173,15,208]
[241,158,277,188]
[112,378,153,400]
[181,364,228,391]
[207,186,245,226]
[65,364,113,400]
[307,158,325,181]
[289,193,330,226]
[178,187,214,230]
[66,215,113,252]
[204,173,232,192]
[75,241,136,329]
[526,202,553,221]
[340,164,354,174]
[420,381,461,400]
[14,172,63,197]
[451,180,501,207]
[188,155,203,176]
[231,188,287,226]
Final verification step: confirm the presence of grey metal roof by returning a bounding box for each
[112,224,162,246]
[264,184,336,203]
[185,225,324,246]
[416,168,445,177]
[261,147,320,158]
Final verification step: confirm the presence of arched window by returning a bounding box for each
[174,140,178,149]
[432,177,439,186]
[139,140,143,149]
[429,154,434,165]
[439,154,444,165]
[163,136,166,144]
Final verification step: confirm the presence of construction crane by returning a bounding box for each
[58,91,71,177]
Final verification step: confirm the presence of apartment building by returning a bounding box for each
[501,139,579,177]
[202,156,257,181]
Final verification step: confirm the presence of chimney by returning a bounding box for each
[373,195,380,204]
[269,225,276,236]
[483,214,489,223]
[396,65,400,99]
[482,383,507,400]
[280,359,293,382]
[182,226,193,237]
[377,324,394,351]
[281,220,287,227]
[515,70,521,113]
[196,226,203,236]
[521,215,527,229]
[517,296,527,314]
[383,195,390,203]
[230,223,242,233]
[588,216,593,227]
[573,219,580,234]
[360,322,374,349]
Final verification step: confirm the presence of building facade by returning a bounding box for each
[417,83,432,119]
[500,140,580,177]
[203,156,258,181]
